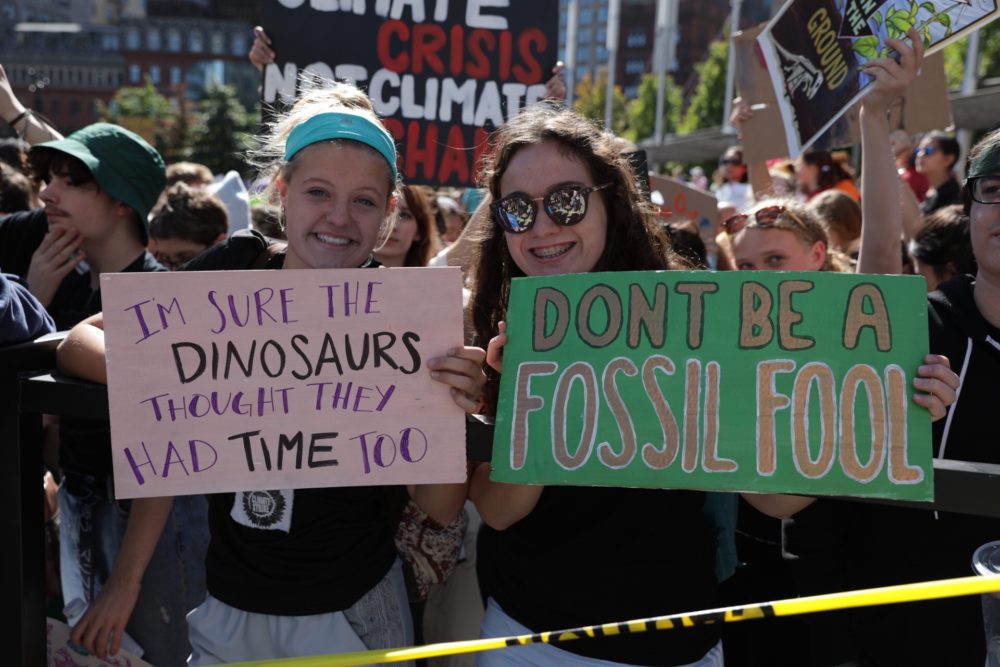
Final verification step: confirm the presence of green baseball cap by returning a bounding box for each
[34,123,166,228]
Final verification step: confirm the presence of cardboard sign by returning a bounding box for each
[101,268,467,499]
[260,0,559,187]
[47,618,152,667]
[758,0,997,157]
[492,270,934,501]
[649,174,721,267]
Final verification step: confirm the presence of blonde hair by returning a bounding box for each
[246,72,399,248]
[744,198,852,273]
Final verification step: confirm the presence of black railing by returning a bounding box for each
[6,337,1000,664]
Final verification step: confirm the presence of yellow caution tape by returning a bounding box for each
[214,574,1000,667]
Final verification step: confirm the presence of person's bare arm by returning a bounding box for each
[857,30,923,276]
[899,173,924,242]
[0,64,62,144]
[57,313,107,383]
[70,497,173,659]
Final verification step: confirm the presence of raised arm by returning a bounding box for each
[0,64,63,144]
[857,30,923,275]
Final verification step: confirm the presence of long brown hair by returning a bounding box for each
[469,101,680,411]
[399,185,440,267]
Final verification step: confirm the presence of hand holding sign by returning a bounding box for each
[860,28,924,114]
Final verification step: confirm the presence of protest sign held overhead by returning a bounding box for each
[492,270,935,501]
[101,268,467,499]
[260,0,559,187]
[758,0,998,157]
[734,22,951,163]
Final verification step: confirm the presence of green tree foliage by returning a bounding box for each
[573,72,629,137]
[97,77,180,160]
[679,39,729,134]
[943,22,1000,91]
[189,83,255,177]
[625,73,683,142]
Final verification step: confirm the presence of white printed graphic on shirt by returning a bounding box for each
[231,489,293,533]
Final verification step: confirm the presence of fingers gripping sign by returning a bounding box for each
[428,345,488,413]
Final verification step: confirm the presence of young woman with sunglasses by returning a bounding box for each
[915,130,962,215]
[724,200,852,273]
[57,77,485,664]
[715,146,754,212]
[467,102,805,667]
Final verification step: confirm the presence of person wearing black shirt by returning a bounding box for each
[0,117,212,666]
[58,78,485,665]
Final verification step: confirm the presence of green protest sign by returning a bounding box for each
[492,270,934,501]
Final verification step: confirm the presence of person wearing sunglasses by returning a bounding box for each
[468,101,732,667]
[715,146,754,212]
[724,200,851,273]
[915,130,962,215]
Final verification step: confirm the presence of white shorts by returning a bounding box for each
[187,559,412,666]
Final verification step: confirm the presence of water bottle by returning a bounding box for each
[63,598,145,658]
[973,542,1000,667]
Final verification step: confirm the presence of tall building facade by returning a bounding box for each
[0,0,257,133]
[558,0,772,101]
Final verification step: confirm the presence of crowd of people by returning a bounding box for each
[1,23,998,667]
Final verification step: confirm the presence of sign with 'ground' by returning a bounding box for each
[101,268,466,499]
[492,270,934,500]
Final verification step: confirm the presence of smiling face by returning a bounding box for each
[731,226,826,271]
[499,140,608,277]
[277,141,392,270]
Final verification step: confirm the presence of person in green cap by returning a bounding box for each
[0,65,210,666]
[845,37,999,665]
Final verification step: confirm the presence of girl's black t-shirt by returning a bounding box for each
[477,485,720,666]
[184,231,401,615]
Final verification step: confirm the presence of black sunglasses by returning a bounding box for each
[722,205,808,235]
[493,183,612,234]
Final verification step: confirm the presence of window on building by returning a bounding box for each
[168,29,181,52]
[211,32,225,55]
[579,9,592,24]
[597,6,608,21]
[69,99,80,117]
[596,46,608,62]
[129,64,141,84]
[170,66,182,85]
[102,33,119,50]
[149,64,161,84]
[126,28,140,50]
[625,59,646,74]
[190,31,203,53]
[232,33,246,56]
[627,32,646,48]
[579,30,592,45]
[49,98,61,115]
[147,28,160,50]
[625,85,639,98]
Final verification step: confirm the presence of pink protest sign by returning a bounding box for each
[101,268,467,499]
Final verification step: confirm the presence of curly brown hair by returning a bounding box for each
[469,101,682,411]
